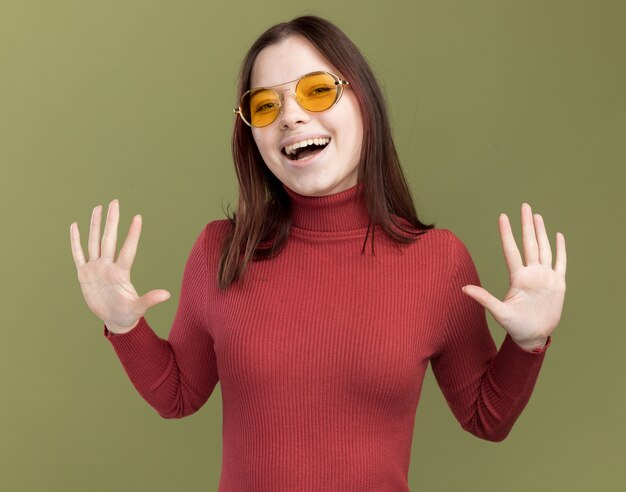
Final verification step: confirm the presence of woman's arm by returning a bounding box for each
[430,230,551,442]
[104,225,219,418]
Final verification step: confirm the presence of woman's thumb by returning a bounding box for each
[138,289,171,312]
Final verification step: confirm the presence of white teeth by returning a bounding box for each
[283,137,330,156]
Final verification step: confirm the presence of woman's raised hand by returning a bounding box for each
[460,203,567,352]
[70,200,170,334]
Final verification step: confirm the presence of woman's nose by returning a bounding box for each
[279,90,310,130]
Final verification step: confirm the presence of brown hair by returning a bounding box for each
[218,15,435,289]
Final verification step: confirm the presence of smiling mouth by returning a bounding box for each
[282,138,331,161]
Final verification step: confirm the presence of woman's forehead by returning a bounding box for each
[250,36,335,88]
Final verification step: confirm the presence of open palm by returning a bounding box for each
[70,200,170,334]
[461,203,567,351]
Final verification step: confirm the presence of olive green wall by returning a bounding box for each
[1,1,624,490]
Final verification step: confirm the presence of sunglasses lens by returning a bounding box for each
[297,72,339,112]
[241,88,280,127]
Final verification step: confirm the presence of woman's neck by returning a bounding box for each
[283,182,370,232]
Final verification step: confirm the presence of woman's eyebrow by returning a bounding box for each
[251,71,326,90]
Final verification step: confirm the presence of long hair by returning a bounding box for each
[218,15,435,290]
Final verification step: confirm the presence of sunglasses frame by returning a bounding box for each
[234,71,350,128]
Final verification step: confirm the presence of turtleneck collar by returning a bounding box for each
[283,182,371,232]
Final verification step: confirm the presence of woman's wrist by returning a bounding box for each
[105,319,140,335]
[513,337,548,353]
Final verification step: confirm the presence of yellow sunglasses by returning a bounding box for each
[234,71,350,128]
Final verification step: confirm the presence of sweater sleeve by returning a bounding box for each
[430,231,550,442]
[103,224,219,419]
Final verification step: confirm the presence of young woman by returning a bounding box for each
[69,15,567,491]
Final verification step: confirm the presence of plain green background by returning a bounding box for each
[1,0,624,490]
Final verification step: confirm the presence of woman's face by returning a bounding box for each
[250,35,364,197]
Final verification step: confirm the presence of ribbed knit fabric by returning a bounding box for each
[105,182,550,491]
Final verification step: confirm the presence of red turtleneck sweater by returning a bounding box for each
[105,183,550,491]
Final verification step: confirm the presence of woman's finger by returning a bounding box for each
[117,214,142,271]
[499,213,523,275]
[101,199,119,261]
[87,205,102,261]
[521,203,539,265]
[69,222,87,269]
[533,213,552,267]
[555,232,567,277]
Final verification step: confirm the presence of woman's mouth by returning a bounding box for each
[281,137,331,162]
